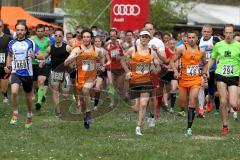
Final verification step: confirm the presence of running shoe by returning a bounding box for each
[148,118,156,127]
[214,111,220,115]
[10,114,18,125]
[185,128,192,137]
[3,97,8,103]
[55,112,62,118]
[221,127,229,136]
[25,118,32,129]
[136,126,143,136]
[205,102,213,113]
[233,112,238,120]
[197,107,205,118]
[177,111,186,117]
[35,103,42,111]
[84,115,92,129]
[168,107,174,114]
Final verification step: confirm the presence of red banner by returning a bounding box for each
[110,0,150,31]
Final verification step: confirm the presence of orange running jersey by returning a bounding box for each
[180,45,201,81]
[76,46,97,88]
[129,47,152,84]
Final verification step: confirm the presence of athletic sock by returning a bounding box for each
[13,110,18,115]
[187,107,196,129]
[37,86,45,104]
[214,97,220,111]
[198,88,205,109]
[94,91,100,107]
[150,113,154,118]
[27,112,33,118]
[223,125,228,128]
[170,93,176,108]
[2,92,7,98]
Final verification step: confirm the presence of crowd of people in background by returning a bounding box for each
[1,19,240,136]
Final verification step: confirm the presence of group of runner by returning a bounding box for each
[1,19,240,136]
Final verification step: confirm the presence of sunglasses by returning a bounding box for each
[141,35,150,38]
[55,35,62,37]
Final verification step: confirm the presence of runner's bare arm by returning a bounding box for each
[96,48,106,67]
[66,44,73,53]
[6,53,13,67]
[170,46,183,75]
[207,58,215,74]
[35,51,45,60]
[64,47,80,66]
[103,49,111,66]
[121,46,134,73]
[150,51,161,74]
[152,49,169,64]
[4,53,13,73]
[44,46,51,59]
[200,49,208,75]
[67,39,74,48]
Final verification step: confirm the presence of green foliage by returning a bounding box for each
[63,0,111,30]
[150,0,189,31]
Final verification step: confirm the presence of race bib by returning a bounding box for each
[0,53,5,63]
[136,63,150,74]
[15,60,27,70]
[51,71,64,81]
[110,50,120,58]
[206,52,211,61]
[96,63,102,71]
[186,65,199,75]
[82,60,95,71]
[222,65,234,75]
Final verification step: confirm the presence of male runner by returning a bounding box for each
[171,30,207,136]
[208,24,240,135]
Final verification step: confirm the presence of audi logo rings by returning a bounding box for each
[113,4,141,16]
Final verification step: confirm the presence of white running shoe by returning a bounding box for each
[135,126,143,136]
[3,97,8,103]
[148,118,156,127]
[233,112,238,120]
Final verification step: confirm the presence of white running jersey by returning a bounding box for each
[199,36,213,61]
[136,37,165,52]
[8,38,40,76]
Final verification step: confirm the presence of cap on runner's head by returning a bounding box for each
[139,30,151,37]
[92,30,98,37]
[100,31,107,36]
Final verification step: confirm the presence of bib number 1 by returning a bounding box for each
[15,60,27,70]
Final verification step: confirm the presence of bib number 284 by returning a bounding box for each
[222,65,234,75]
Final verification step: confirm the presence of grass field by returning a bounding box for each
[0,89,240,160]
